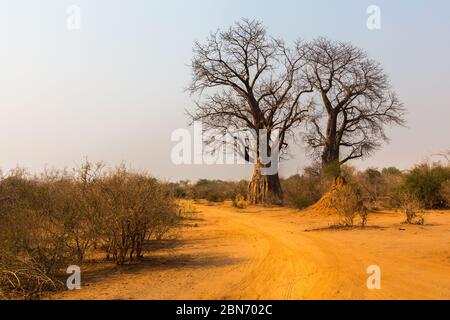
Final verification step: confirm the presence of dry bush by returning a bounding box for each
[177,199,199,218]
[184,179,248,202]
[356,168,383,204]
[0,170,73,299]
[0,163,180,298]
[330,183,367,227]
[168,180,194,198]
[441,180,450,207]
[380,169,404,209]
[399,192,424,225]
[206,192,225,203]
[232,194,248,209]
[351,167,405,210]
[0,250,64,300]
[282,172,326,209]
[282,176,319,209]
[96,167,179,264]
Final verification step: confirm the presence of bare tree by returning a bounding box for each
[300,38,405,173]
[188,19,311,204]
[433,149,450,163]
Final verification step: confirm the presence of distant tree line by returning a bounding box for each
[170,162,450,210]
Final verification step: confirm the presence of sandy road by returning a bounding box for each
[55,203,450,300]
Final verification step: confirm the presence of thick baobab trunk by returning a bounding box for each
[248,161,283,205]
[321,143,339,167]
[321,111,341,176]
[322,145,341,177]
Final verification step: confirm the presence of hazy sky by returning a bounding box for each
[1,0,449,181]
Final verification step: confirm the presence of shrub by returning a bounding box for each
[232,194,247,209]
[398,191,424,225]
[0,171,74,299]
[380,168,404,209]
[441,180,450,207]
[205,191,224,203]
[330,183,365,227]
[282,174,323,209]
[96,167,179,264]
[381,167,402,175]
[0,163,180,298]
[177,199,199,218]
[352,167,405,210]
[0,249,63,300]
[357,168,383,202]
[190,179,248,202]
[168,180,194,199]
[402,163,450,209]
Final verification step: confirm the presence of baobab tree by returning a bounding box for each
[188,19,311,204]
[301,38,405,175]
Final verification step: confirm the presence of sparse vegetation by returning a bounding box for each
[232,194,248,209]
[294,162,450,212]
[177,199,199,218]
[441,180,450,207]
[399,191,424,225]
[97,168,179,264]
[169,179,248,203]
[401,163,450,209]
[282,173,324,209]
[1,16,448,301]
[0,162,179,299]
[329,183,367,227]
[167,162,450,213]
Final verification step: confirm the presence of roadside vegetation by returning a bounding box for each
[171,162,450,211]
[1,161,448,299]
[171,162,450,227]
[0,162,180,299]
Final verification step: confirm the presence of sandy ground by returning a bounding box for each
[53,203,450,300]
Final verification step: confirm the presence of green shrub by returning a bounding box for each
[169,179,249,202]
[205,191,224,203]
[282,174,323,209]
[441,180,450,207]
[402,163,450,209]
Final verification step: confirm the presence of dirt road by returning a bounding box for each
[55,203,450,300]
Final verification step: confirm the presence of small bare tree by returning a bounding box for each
[330,183,367,227]
[399,191,424,225]
[188,19,311,204]
[300,38,405,173]
[434,149,450,163]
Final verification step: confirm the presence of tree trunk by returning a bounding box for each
[322,147,341,177]
[322,111,341,176]
[322,143,339,166]
[248,161,283,205]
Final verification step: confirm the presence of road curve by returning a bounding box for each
[55,204,450,300]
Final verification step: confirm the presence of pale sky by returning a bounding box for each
[0,0,449,181]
